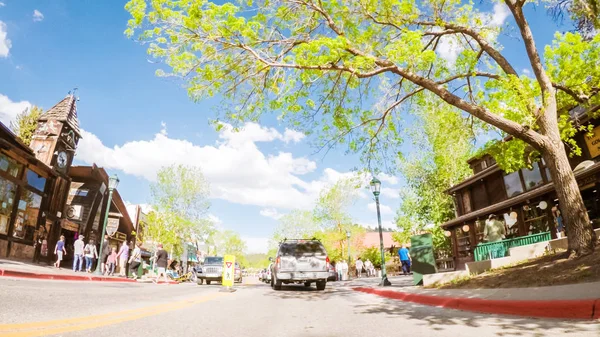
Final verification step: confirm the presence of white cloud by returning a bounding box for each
[0,2,5,7]
[207,214,222,225]
[260,208,283,220]
[378,173,399,185]
[76,122,337,209]
[282,129,305,143]
[522,68,531,75]
[0,94,31,127]
[33,10,44,22]
[160,121,167,136]
[367,202,394,215]
[380,187,399,199]
[490,3,510,27]
[243,237,269,254]
[0,21,11,58]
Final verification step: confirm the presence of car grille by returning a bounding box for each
[204,267,221,274]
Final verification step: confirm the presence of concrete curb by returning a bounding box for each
[353,287,600,320]
[1,269,137,283]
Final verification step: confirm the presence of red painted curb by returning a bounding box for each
[1,269,137,283]
[353,287,599,320]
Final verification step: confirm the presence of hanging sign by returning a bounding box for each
[585,125,600,158]
[222,255,235,288]
[106,217,119,236]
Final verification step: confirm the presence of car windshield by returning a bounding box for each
[279,241,326,257]
[204,257,223,265]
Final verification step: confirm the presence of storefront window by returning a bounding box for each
[0,153,22,178]
[0,177,16,235]
[455,227,472,258]
[12,190,41,241]
[504,171,524,197]
[523,203,550,235]
[26,170,46,193]
[522,163,544,190]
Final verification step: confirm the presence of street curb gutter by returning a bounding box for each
[353,287,600,320]
[1,269,138,283]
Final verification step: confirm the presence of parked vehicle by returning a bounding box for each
[235,262,243,283]
[271,239,329,291]
[197,256,224,285]
[265,263,272,283]
[327,264,337,282]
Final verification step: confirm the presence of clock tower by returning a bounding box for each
[29,93,81,173]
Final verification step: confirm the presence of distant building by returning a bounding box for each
[361,232,397,251]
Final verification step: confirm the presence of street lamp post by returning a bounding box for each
[94,174,120,275]
[370,177,391,286]
[346,229,351,268]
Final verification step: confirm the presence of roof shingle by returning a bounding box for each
[38,95,81,136]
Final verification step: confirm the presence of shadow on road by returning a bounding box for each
[354,297,599,336]
[263,282,355,301]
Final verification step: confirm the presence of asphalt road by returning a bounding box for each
[0,277,598,337]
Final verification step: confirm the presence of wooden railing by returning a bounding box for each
[473,232,551,262]
[435,257,455,272]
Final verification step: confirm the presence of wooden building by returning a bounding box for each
[65,165,133,254]
[442,109,600,269]
[0,94,80,260]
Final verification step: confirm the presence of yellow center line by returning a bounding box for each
[0,292,226,337]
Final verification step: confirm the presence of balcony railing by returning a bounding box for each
[473,232,551,262]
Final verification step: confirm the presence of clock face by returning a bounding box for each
[57,151,68,168]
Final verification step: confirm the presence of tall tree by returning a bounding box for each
[10,106,42,146]
[394,98,477,257]
[549,0,600,36]
[147,164,213,257]
[270,209,319,249]
[212,229,248,264]
[126,1,600,256]
[314,178,362,260]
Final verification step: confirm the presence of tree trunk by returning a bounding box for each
[542,136,596,256]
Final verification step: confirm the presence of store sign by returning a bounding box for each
[61,219,80,232]
[584,125,600,158]
[106,217,119,236]
[115,232,127,241]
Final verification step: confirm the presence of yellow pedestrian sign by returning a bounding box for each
[222,255,235,288]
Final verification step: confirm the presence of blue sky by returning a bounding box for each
[0,1,576,252]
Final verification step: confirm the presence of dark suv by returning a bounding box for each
[271,239,329,291]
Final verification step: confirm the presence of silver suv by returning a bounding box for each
[271,239,329,291]
[197,256,223,285]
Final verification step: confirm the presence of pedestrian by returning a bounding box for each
[105,247,118,276]
[364,259,373,277]
[84,239,98,273]
[54,235,67,269]
[128,242,142,280]
[153,243,169,284]
[116,241,129,277]
[342,260,348,280]
[100,235,111,274]
[355,257,364,278]
[72,235,85,272]
[336,261,343,281]
[552,204,565,238]
[398,244,412,275]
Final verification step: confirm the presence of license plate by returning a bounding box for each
[206,273,219,277]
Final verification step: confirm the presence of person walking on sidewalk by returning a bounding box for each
[355,257,364,278]
[105,247,118,276]
[128,242,142,280]
[84,239,98,273]
[100,235,111,274]
[116,241,130,277]
[153,244,169,284]
[399,244,412,275]
[72,235,85,272]
[54,235,67,269]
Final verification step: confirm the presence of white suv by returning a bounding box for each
[271,239,329,291]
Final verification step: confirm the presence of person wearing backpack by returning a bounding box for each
[84,239,99,273]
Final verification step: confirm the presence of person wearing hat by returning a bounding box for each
[484,214,506,243]
[72,234,85,272]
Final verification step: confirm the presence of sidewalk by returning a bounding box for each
[0,258,136,283]
[349,275,600,320]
